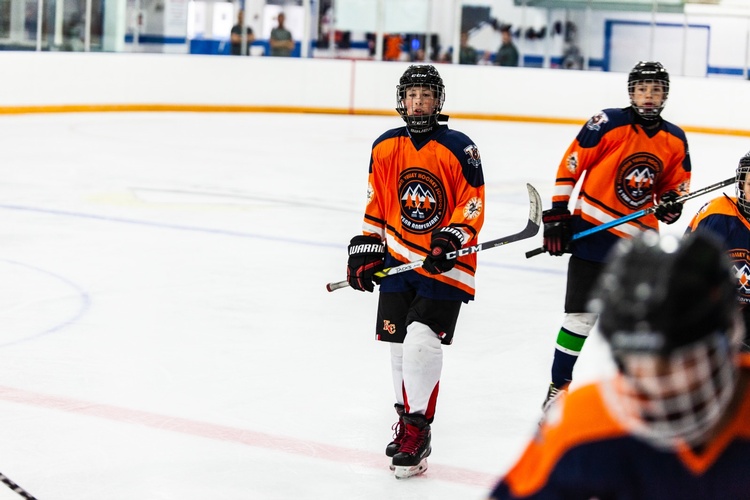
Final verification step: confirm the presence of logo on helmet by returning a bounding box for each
[398,168,445,234]
[610,331,666,352]
[616,153,663,208]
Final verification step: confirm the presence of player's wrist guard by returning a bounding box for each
[654,191,683,225]
[347,235,385,292]
[542,207,572,256]
[422,226,464,275]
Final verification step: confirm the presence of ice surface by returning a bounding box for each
[0,111,742,499]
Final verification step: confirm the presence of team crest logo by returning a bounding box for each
[382,320,397,335]
[463,144,482,167]
[729,249,750,299]
[586,111,609,131]
[464,197,482,220]
[398,168,445,234]
[366,182,375,205]
[615,153,662,208]
[566,152,579,174]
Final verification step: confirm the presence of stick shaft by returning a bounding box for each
[0,472,37,500]
[327,183,542,292]
[525,177,734,259]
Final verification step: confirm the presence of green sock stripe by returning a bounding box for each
[556,329,586,353]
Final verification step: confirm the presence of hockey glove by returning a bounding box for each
[654,191,682,225]
[347,235,385,292]
[542,207,572,256]
[422,226,464,275]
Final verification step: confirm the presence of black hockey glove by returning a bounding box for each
[347,235,385,292]
[542,207,572,256]
[654,191,682,225]
[422,226,464,275]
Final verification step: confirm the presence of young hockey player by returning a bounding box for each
[540,61,691,412]
[490,231,750,499]
[345,64,485,478]
[685,151,750,350]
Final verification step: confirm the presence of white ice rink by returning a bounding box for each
[0,111,745,499]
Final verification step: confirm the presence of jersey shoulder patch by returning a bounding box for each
[436,129,484,187]
[576,108,630,148]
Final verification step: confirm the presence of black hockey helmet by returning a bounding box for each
[627,61,670,120]
[591,231,742,449]
[396,65,445,132]
[736,151,750,220]
[592,231,736,354]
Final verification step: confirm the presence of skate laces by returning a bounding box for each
[391,420,405,443]
[398,424,427,455]
[542,384,567,412]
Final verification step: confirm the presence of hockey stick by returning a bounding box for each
[326,183,542,292]
[0,471,38,500]
[525,176,735,259]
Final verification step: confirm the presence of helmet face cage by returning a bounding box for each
[735,152,750,219]
[592,231,743,450]
[628,61,670,119]
[396,65,445,131]
[603,331,738,450]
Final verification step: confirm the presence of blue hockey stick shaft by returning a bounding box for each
[525,176,734,258]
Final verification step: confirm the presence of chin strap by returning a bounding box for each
[408,114,450,135]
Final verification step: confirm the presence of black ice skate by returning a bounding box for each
[539,383,568,426]
[385,404,405,458]
[541,383,567,413]
[391,413,431,479]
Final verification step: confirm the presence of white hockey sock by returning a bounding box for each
[402,321,443,415]
[390,342,404,406]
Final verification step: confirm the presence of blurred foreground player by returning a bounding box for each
[345,65,485,478]
[685,151,750,350]
[540,61,691,412]
[489,231,750,500]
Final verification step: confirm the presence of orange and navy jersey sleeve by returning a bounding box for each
[362,125,485,298]
[552,107,690,262]
[686,195,750,306]
[490,374,750,500]
[490,383,629,499]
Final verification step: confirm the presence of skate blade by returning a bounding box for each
[393,459,428,479]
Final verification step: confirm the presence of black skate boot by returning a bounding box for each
[541,383,567,412]
[385,404,405,458]
[391,413,431,479]
[539,382,568,426]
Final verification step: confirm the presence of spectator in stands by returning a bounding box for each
[496,25,519,67]
[413,48,427,62]
[270,12,294,57]
[384,34,403,61]
[230,10,254,56]
[459,32,478,65]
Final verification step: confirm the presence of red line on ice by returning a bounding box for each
[0,385,497,488]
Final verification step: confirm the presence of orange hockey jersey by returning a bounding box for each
[362,124,485,299]
[685,195,750,307]
[553,107,691,262]
[490,355,750,499]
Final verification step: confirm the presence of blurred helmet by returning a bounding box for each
[396,65,445,132]
[590,231,742,449]
[628,61,670,120]
[736,151,750,220]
